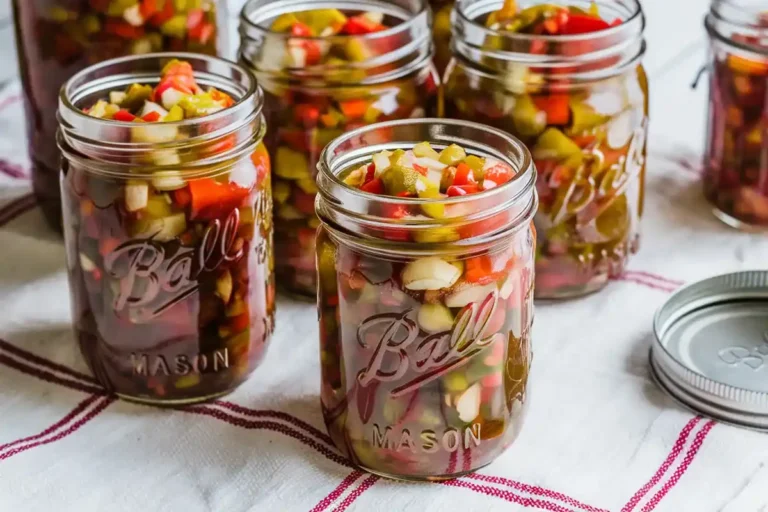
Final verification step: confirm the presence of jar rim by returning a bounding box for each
[705,0,768,57]
[319,118,534,207]
[316,118,538,252]
[60,52,261,131]
[454,0,644,44]
[238,0,434,84]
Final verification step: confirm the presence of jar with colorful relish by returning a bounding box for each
[704,0,768,230]
[58,54,274,405]
[12,0,228,231]
[315,119,537,480]
[444,0,648,298]
[431,0,454,75]
[239,0,440,297]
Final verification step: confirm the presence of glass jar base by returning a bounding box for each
[357,461,492,482]
[114,388,235,407]
[534,274,609,300]
[711,206,768,233]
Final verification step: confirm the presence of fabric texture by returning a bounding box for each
[2,0,768,510]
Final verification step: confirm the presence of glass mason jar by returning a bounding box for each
[58,53,274,405]
[431,0,454,75]
[444,0,648,299]
[12,0,229,232]
[704,0,768,230]
[239,0,440,298]
[315,119,537,480]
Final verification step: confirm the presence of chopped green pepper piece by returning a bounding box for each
[161,15,188,39]
[413,142,440,160]
[121,84,153,111]
[381,165,423,195]
[511,95,547,137]
[532,128,583,161]
[438,144,467,166]
[417,179,445,219]
[568,101,607,134]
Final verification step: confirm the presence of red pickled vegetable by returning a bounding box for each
[173,187,192,207]
[104,20,144,40]
[186,9,205,30]
[484,162,515,185]
[139,0,159,18]
[142,111,161,122]
[364,163,376,183]
[447,184,479,196]
[291,22,314,37]
[294,104,321,126]
[189,178,250,220]
[341,15,386,35]
[533,94,570,125]
[453,162,476,186]
[338,99,369,120]
[361,178,385,194]
[560,14,610,35]
[189,22,215,44]
[149,0,175,26]
[113,109,136,122]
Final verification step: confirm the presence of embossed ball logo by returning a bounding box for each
[356,291,505,397]
[104,209,243,323]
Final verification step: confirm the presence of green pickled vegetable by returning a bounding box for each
[532,128,583,161]
[511,95,547,137]
[438,144,467,166]
[413,141,440,160]
[568,101,607,134]
[381,165,423,195]
[121,84,153,111]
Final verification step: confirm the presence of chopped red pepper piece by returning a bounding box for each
[186,8,204,30]
[533,94,570,125]
[341,15,386,35]
[483,162,515,185]
[338,99,369,120]
[113,109,137,122]
[447,184,479,196]
[149,0,175,26]
[364,163,376,183]
[250,143,271,183]
[291,22,314,37]
[294,104,321,127]
[142,111,161,122]
[188,178,250,220]
[560,14,610,35]
[361,178,384,194]
[453,163,476,186]
[173,187,192,208]
[139,0,159,19]
[189,22,215,44]
[104,20,145,40]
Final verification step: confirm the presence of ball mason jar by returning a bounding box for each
[239,0,440,298]
[444,0,649,299]
[58,53,274,405]
[315,119,537,480]
[704,0,768,230]
[12,0,229,232]
[431,0,454,75]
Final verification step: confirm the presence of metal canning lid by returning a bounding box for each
[650,271,768,431]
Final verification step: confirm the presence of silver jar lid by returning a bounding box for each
[650,271,768,431]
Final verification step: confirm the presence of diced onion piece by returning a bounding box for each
[482,179,498,190]
[79,252,96,272]
[124,180,149,212]
[151,171,186,191]
[456,383,481,422]
[445,282,497,308]
[287,44,307,68]
[417,303,455,333]
[373,151,392,175]
[362,11,384,24]
[123,4,144,26]
[109,91,127,106]
[151,149,181,166]
[402,257,461,291]
[499,272,516,299]
[216,271,233,304]
[140,100,169,119]
[413,156,448,172]
[160,88,189,110]
[132,124,178,143]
